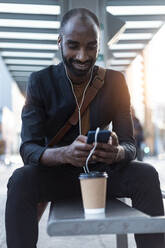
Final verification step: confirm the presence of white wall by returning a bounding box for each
[0,56,13,110]
[0,55,25,154]
[11,83,25,152]
[126,55,145,124]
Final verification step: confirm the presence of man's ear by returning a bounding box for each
[58,35,62,48]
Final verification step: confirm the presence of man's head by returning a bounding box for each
[58,8,100,78]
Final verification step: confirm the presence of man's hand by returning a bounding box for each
[40,133,124,167]
[64,135,93,167]
[92,132,125,164]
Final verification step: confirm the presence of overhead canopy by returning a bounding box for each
[0,0,165,94]
[107,0,165,71]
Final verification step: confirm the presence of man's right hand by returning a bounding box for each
[40,135,93,167]
[64,135,93,167]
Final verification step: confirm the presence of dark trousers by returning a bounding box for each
[5,161,165,248]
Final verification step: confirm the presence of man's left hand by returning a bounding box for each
[92,131,125,164]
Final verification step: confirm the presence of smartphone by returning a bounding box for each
[87,130,111,144]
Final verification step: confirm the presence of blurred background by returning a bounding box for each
[0,1,165,247]
[1,0,165,161]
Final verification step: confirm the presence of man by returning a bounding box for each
[5,8,164,248]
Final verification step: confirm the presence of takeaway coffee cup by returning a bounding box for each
[79,171,108,214]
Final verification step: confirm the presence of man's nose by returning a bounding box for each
[76,49,88,62]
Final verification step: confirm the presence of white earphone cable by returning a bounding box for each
[64,65,94,135]
[85,127,100,173]
[64,65,96,173]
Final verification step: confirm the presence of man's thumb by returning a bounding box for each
[76,135,87,143]
[111,132,119,146]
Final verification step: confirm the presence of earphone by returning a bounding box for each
[84,127,100,173]
[63,44,96,174]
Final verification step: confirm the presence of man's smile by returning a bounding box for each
[72,61,92,70]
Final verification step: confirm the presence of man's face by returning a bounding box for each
[59,15,100,77]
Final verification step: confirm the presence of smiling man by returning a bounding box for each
[59,13,99,78]
[5,8,164,248]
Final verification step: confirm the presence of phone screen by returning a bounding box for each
[87,130,111,144]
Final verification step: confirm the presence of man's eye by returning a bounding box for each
[68,45,78,49]
[87,45,97,50]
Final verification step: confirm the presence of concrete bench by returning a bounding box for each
[47,198,165,248]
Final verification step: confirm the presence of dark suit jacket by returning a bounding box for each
[20,62,136,166]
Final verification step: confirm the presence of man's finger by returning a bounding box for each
[76,143,93,151]
[76,135,87,143]
[76,150,91,158]
[94,150,117,159]
[111,132,119,146]
[95,143,118,152]
[92,156,114,164]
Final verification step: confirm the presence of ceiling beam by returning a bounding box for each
[3,56,53,61]
[10,70,33,74]
[0,26,59,34]
[0,13,60,21]
[118,39,149,44]
[125,28,158,33]
[110,62,130,66]
[6,62,50,66]
[8,65,45,71]
[112,56,136,60]
[110,49,142,53]
[11,71,32,77]
[0,38,57,44]
[107,0,165,6]
[0,48,57,53]
[118,15,165,21]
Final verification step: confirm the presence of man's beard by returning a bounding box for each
[61,46,94,77]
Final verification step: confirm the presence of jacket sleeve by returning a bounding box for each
[112,72,136,162]
[20,72,47,166]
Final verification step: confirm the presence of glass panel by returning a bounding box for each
[107,6,165,15]
[8,65,45,71]
[0,42,58,50]
[110,43,145,49]
[113,52,137,57]
[5,59,52,65]
[0,3,60,15]
[1,51,55,58]
[126,21,162,29]
[0,32,58,40]
[110,59,132,65]
[0,19,60,29]
[120,33,152,40]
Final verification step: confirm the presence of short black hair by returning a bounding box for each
[60,8,100,34]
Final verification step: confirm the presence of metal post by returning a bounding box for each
[116,234,128,248]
